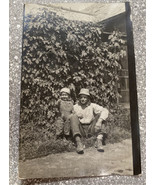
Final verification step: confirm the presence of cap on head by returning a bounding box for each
[60,88,71,95]
[79,88,90,96]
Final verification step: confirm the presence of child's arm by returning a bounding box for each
[71,100,76,114]
[55,99,61,117]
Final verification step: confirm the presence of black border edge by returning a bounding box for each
[125,2,141,175]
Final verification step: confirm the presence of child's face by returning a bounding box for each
[60,92,69,100]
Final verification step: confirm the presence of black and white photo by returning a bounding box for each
[19,3,141,178]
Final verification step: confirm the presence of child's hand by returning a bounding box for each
[77,113,83,119]
[61,113,65,119]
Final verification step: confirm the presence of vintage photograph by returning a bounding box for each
[19,3,139,178]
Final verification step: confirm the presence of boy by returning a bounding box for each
[55,88,74,138]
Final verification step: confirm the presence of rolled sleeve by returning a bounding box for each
[100,108,109,120]
[92,103,109,120]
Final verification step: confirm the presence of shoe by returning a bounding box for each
[75,135,84,154]
[76,141,84,154]
[97,139,104,152]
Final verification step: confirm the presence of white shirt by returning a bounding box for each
[74,103,109,124]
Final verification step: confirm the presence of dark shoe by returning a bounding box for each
[97,139,104,152]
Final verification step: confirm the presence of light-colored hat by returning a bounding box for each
[79,88,90,96]
[60,88,71,95]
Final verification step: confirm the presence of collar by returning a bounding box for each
[78,100,91,108]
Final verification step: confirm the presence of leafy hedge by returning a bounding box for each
[19,8,130,160]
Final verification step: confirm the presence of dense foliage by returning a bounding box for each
[19,9,130,160]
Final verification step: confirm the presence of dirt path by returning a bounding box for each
[19,139,133,179]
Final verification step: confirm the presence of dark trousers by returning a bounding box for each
[70,114,105,138]
[55,114,105,139]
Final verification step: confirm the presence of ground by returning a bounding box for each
[19,139,133,179]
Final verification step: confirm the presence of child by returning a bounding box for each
[55,88,74,138]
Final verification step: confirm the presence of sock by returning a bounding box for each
[97,134,103,140]
[75,135,81,142]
